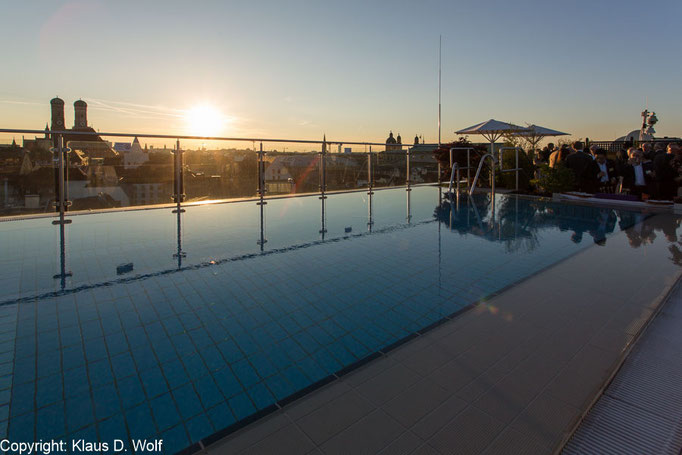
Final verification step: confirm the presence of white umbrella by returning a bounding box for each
[514,124,569,151]
[455,119,529,160]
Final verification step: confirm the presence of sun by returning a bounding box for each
[184,104,227,137]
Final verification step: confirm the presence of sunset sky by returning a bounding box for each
[1,0,681,147]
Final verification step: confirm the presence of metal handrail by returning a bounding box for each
[447,163,460,193]
[0,128,440,148]
[469,153,496,195]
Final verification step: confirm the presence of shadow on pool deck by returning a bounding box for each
[196,213,682,455]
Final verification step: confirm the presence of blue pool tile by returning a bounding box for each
[88,358,114,388]
[65,395,94,432]
[10,382,34,416]
[296,356,327,383]
[97,414,129,453]
[140,365,168,399]
[171,333,195,356]
[278,338,306,362]
[37,374,63,408]
[150,392,181,432]
[246,382,275,410]
[8,412,34,442]
[110,351,137,381]
[311,348,342,375]
[199,344,227,372]
[186,413,212,443]
[80,320,103,340]
[193,375,223,409]
[206,402,235,432]
[161,358,190,390]
[172,383,202,420]
[13,357,35,384]
[231,359,260,389]
[152,338,178,364]
[188,328,213,349]
[281,366,310,391]
[160,424,189,455]
[248,353,277,380]
[131,345,157,371]
[216,338,244,364]
[228,392,256,421]
[182,352,209,381]
[327,342,357,365]
[125,403,157,440]
[264,375,295,401]
[64,366,90,399]
[231,330,259,357]
[37,352,61,379]
[62,344,86,371]
[36,330,60,353]
[125,326,149,348]
[117,375,146,410]
[68,425,98,452]
[14,338,35,360]
[60,326,82,349]
[92,383,121,420]
[212,367,241,400]
[36,401,66,439]
[105,332,129,356]
[0,404,7,421]
[100,315,122,336]
[84,340,108,363]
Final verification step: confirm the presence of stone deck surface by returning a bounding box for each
[197,213,682,455]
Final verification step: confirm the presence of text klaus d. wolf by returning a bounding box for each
[1,439,163,454]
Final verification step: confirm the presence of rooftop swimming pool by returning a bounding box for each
[0,186,667,454]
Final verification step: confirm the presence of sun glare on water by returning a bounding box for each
[185,104,227,137]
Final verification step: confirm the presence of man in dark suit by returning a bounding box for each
[594,149,618,192]
[621,148,653,199]
[565,141,599,192]
[652,143,678,199]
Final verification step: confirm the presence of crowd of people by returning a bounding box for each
[536,140,682,200]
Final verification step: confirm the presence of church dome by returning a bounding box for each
[50,97,64,105]
[386,131,397,144]
[74,99,87,107]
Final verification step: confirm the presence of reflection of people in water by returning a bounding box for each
[623,213,681,249]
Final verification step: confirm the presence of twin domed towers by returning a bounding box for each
[50,97,88,131]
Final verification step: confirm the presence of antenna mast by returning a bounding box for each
[438,35,442,147]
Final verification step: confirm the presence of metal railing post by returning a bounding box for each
[51,134,72,225]
[367,146,374,194]
[406,147,411,191]
[515,148,519,191]
[172,139,185,213]
[319,137,327,200]
[256,142,267,206]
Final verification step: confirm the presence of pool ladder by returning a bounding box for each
[447,147,522,196]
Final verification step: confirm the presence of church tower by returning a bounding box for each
[74,99,88,129]
[50,97,65,131]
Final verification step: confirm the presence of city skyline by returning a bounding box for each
[1,0,681,145]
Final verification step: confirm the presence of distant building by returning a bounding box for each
[385,131,402,151]
[115,137,149,169]
[50,98,117,159]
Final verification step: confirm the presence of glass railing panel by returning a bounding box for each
[325,152,369,192]
[263,152,320,196]
[409,146,439,184]
[371,147,407,189]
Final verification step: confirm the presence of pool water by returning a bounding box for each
[0,187,655,453]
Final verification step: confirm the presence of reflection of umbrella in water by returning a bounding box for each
[512,124,569,152]
[455,119,529,163]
